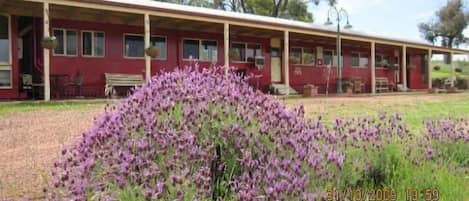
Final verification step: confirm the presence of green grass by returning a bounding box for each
[0,100,106,116]
[431,60,469,79]
[285,93,469,132]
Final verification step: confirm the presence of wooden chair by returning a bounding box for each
[376,77,389,93]
[351,77,365,93]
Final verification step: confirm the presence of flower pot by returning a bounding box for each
[303,85,318,97]
[41,37,57,50]
[345,87,353,95]
[145,47,159,58]
[428,88,439,94]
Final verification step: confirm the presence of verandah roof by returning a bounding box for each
[52,0,469,55]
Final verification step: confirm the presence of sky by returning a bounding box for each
[308,0,469,59]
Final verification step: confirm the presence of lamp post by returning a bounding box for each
[324,6,352,94]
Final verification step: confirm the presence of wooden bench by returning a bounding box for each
[104,73,144,97]
[376,77,390,93]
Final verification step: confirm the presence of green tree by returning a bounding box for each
[155,0,336,22]
[418,0,469,61]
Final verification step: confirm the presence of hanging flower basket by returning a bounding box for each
[145,46,159,58]
[41,36,57,50]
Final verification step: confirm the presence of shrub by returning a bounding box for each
[433,65,441,71]
[455,77,469,89]
[455,68,463,73]
[47,65,468,201]
[47,65,348,200]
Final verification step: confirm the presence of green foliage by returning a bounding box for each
[433,65,440,71]
[153,0,335,22]
[418,0,469,48]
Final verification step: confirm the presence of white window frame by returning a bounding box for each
[0,13,12,89]
[230,42,262,63]
[52,28,78,57]
[289,47,315,66]
[123,33,167,60]
[351,52,369,68]
[81,30,105,58]
[182,38,218,62]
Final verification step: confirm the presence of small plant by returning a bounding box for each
[433,65,441,71]
[41,36,57,50]
[144,46,159,58]
[455,68,463,73]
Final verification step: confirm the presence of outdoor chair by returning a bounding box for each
[64,72,83,97]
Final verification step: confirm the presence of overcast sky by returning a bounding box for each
[309,0,469,56]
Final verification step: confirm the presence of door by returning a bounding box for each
[0,14,12,89]
[271,47,281,82]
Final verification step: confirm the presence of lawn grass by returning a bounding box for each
[0,100,106,116]
[284,93,469,132]
[431,60,469,79]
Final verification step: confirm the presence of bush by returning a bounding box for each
[47,65,468,201]
[48,66,349,200]
[432,78,444,89]
[455,68,463,73]
[433,65,441,71]
[455,77,469,89]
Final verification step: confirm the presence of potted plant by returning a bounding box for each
[342,81,353,94]
[145,46,159,58]
[303,84,318,97]
[41,36,57,50]
[342,80,353,94]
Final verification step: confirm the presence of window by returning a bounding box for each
[0,15,11,88]
[123,34,167,59]
[246,44,261,62]
[290,48,302,64]
[231,42,261,62]
[303,48,315,65]
[53,29,77,56]
[183,39,217,62]
[82,31,105,57]
[323,50,333,66]
[231,43,245,62]
[351,52,368,68]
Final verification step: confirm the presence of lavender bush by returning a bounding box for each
[47,65,468,201]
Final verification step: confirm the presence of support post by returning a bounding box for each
[224,23,229,75]
[371,41,376,94]
[43,2,50,101]
[450,52,455,87]
[144,13,151,81]
[402,45,407,90]
[428,49,432,89]
[284,30,290,96]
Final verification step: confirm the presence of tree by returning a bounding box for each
[155,0,336,22]
[418,0,469,62]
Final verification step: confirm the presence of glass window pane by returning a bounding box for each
[66,30,77,55]
[183,39,199,59]
[151,36,166,59]
[0,70,11,87]
[53,29,64,55]
[360,55,369,67]
[303,48,314,65]
[231,43,245,62]
[246,44,260,62]
[125,35,144,57]
[290,48,302,64]
[82,32,92,56]
[323,50,333,66]
[351,53,359,66]
[94,32,105,56]
[0,16,9,63]
[201,40,217,61]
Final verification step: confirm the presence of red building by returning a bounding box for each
[0,0,468,100]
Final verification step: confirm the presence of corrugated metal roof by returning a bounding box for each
[102,0,467,53]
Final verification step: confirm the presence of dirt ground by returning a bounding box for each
[0,93,467,200]
[0,107,102,200]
